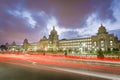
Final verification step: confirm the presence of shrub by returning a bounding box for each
[97,49,104,59]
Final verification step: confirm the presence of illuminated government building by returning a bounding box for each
[22,24,120,53]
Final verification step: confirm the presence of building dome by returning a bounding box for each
[50,26,57,35]
[23,38,28,44]
[97,24,108,35]
[42,36,47,40]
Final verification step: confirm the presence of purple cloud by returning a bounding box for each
[0,0,120,45]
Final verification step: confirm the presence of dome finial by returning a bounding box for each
[101,24,103,26]
[53,26,55,30]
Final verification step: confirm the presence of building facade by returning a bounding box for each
[22,24,120,53]
[59,37,91,54]
[39,26,59,52]
[91,24,119,51]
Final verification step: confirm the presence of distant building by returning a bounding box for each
[39,26,59,52]
[6,41,22,51]
[23,38,29,51]
[21,24,120,53]
[91,24,119,51]
[59,37,91,54]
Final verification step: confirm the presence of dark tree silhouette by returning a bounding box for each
[97,49,104,59]
[0,45,8,51]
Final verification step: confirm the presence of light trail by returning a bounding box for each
[1,60,120,80]
[50,67,120,80]
[0,54,120,74]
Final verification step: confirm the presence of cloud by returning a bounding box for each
[108,0,120,30]
[0,0,120,44]
[56,0,120,39]
[47,16,58,34]
[7,9,37,28]
[22,11,37,28]
[48,0,113,28]
[76,0,120,39]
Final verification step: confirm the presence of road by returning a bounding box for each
[0,62,109,80]
[0,54,120,80]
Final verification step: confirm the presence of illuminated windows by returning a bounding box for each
[110,40,113,46]
[94,41,96,46]
[100,40,104,47]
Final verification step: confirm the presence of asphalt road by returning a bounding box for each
[0,54,120,80]
[0,62,108,80]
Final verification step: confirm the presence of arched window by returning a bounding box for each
[100,40,104,47]
[94,41,96,46]
[110,40,113,46]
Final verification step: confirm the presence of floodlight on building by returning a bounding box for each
[45,47,47,52]
[12,48,15,51]
[33,46,38,51]
[63,48,66,51]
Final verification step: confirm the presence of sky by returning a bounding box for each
[0,0,120,45]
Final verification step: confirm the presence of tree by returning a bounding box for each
[0,45,8,51]
[97,49,104,59]
[64,50,67,56]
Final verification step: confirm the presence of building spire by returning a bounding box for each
[53,26,55,30]
[97,24,108,35]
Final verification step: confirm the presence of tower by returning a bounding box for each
[91,24,119,51]
[97,24,108,35]
[49,26,59,51]
[23,38,29,51]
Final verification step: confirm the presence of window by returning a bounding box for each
[101,41,104,43]
[110,40,113,46]
[110,40,113,43]
[110,48,113,51]
[101,48,104,51]
[94,42,96,46]
[100,40,104,47]
[101,44,104,47]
